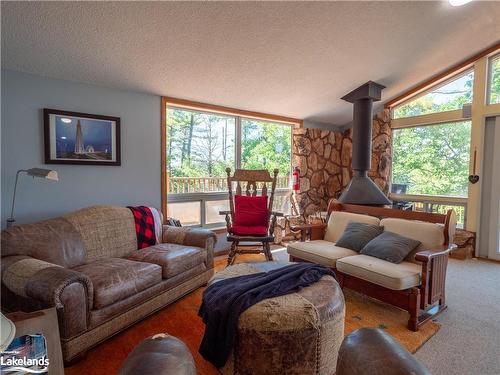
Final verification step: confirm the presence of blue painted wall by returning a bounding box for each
[1,70,162,226]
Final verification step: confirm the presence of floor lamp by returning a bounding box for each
[7,168,59,228]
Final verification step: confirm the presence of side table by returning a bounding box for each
[6,308,64,375]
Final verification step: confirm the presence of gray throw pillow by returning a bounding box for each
[335,222,384,252]
[360,231,421,264]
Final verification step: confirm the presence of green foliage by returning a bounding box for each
[392,121,471,197]
[394,72,473,118]
[166,108,291,183]
[167,107,236,178]
[241,119,291,177]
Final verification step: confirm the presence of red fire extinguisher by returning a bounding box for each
[292,166,300,191]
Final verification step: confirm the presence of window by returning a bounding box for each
[488,54,500,104]
[391,121,471,197]
[164,103,295,227]
[393,70,474,119]
[167,107,235,193]
[241,118,291,187]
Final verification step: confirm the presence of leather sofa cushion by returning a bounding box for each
[287,240,358,267]
[74,258,162,309]
[324,212,380,243]
[380,218,444,261]
[1,217,86,268]
[336,255,421,290]
[128,243,206,279]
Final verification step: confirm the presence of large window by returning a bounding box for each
[165,103,295,227]
[391,71,475,228]
[392,121,471,197]
[167,108,235,194]
[393,70,473,119]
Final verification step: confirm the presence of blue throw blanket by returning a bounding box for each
[198,263,335,368]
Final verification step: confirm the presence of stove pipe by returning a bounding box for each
[338,81,392,206]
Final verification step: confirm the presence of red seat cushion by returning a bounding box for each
[234,195,269,227]
[230,225,269,236]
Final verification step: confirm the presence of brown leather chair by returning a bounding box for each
[119,334,196,375]
[336,328,431,375]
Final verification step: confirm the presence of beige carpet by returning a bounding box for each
[414,258,500,375]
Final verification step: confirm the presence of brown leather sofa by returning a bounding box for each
[1,205,216,363]
[336,328,431,375]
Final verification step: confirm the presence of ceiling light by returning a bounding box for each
[449,0,473,6]
[61,118,72,123]
[61,136,67,139]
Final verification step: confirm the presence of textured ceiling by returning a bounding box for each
[2,1,499,126]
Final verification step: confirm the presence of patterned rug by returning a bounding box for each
[66,253,440,374]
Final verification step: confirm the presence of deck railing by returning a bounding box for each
[389,193,467,228]
[168,175,290,194]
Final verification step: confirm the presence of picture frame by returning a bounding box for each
[43,108,121,166]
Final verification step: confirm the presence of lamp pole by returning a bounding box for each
[7,170,28,228]
[6,168,58,228]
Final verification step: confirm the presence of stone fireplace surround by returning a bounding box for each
[292,109,392,216]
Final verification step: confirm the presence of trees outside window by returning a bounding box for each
[393,71,473,119]
[166,107,292,194]
[167,108,235,180]
[241,118,291,178]
[392,121,471,197]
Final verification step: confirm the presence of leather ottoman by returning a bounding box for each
[210,262,345,375]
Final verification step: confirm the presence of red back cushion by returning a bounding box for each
[234,195,269,227]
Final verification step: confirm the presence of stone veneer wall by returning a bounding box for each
[292,109,392,216]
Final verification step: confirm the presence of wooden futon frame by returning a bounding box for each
[291,199,457,331]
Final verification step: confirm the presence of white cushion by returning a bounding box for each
[380,218,444,261]
[286,240,358,267]
[324,212,380,243]
[336,255,422,290]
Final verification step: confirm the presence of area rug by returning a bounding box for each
[66,254,440,374]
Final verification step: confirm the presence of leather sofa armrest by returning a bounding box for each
[162,226,217,268]
[2,256,93,339]
[290,223,327,241]
[336,328,431,375]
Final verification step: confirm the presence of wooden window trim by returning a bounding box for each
[163,96,303,126]
[385,42,500,109]
[160,96,302,221]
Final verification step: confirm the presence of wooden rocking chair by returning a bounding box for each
[220,168,283,266]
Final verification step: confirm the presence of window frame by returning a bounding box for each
[391,68,474,120]
[161,97,301,228]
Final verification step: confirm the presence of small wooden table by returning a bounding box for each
[7,308,64,375]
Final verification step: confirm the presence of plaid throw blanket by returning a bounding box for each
[127,206,162,249]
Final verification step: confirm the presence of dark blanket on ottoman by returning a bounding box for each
[198,263,335,368]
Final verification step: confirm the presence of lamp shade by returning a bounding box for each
[26,168,58,181]
[0,313,16,351]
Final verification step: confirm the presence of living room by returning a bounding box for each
[1,1,499,375]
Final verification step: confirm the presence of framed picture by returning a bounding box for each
[44,109,121,165]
